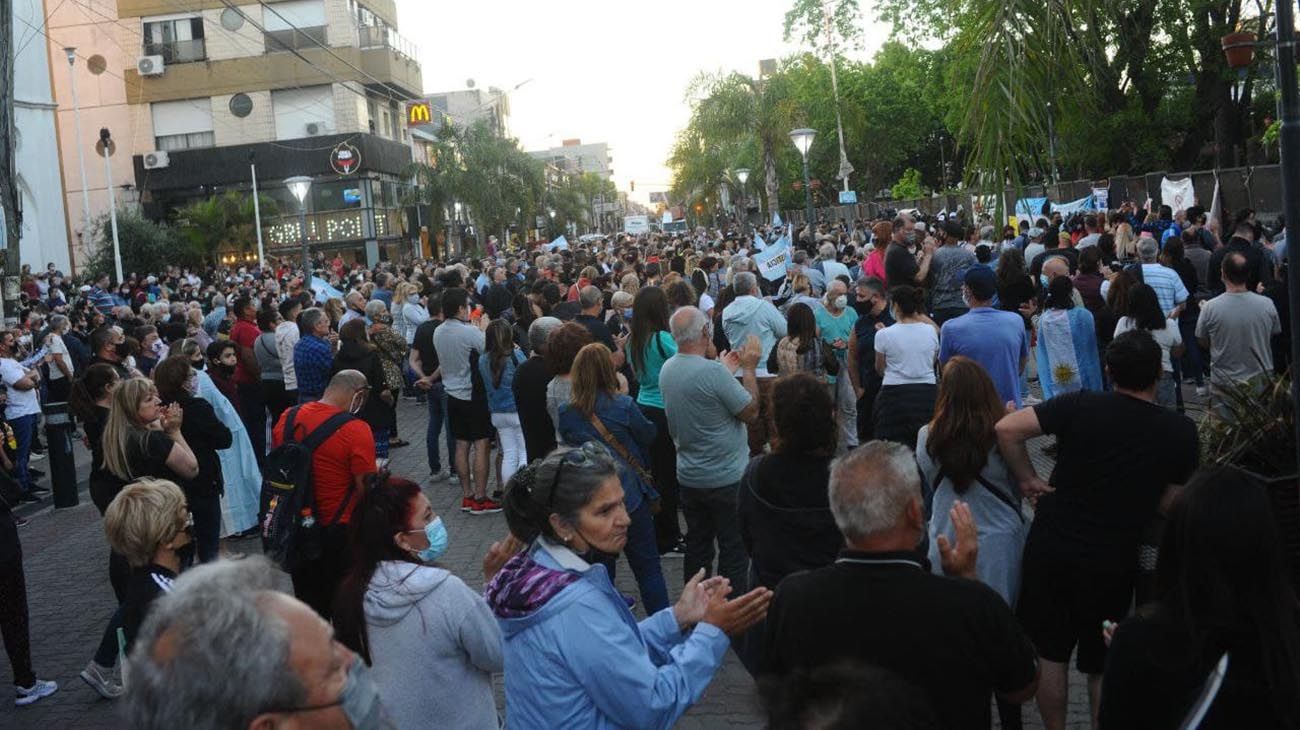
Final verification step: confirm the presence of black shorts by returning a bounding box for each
[447,396,492,441]
[1016,538,1135,675]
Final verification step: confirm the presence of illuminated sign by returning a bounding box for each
[407,102,432,126]
[330,141,360,175]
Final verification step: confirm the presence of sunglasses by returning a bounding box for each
[545,442,607,509]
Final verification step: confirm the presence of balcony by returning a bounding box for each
[143,39,206,64]
[357,24,418,61]
[265,26,328,53]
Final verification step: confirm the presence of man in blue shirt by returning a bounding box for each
[89,274,117,317]
[939,267,1029,407]
[292,308,335,402]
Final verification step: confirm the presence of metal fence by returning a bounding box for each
[783,164,1287,226]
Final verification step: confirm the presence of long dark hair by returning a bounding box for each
[1125,283,1167,332]
[628,286,670,376]
[70,362,119,421]
[1151,466,1300,723]
[785,303,818,353]
[334,475,423,665]
[485,319,516,388]
[996,247,1027,290]
[926,357,1004,490]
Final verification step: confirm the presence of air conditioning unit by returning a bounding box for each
[142,150,170,170]
[137,55,165,76]
[305,121,328,136]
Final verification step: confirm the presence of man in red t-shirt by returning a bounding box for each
[229,296,265,463]
[272,369,377,620]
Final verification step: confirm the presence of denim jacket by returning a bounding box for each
[558,393,658,513]
[479,348,526,414]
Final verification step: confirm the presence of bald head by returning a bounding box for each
[579,285,603,312]
[1042,256,1070,281]
[669,306,709,351]
[323,369,369,410]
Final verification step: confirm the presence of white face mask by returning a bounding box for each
[833,295,848,310]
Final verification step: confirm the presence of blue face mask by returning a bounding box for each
[1039,274,1050,289]
[416,517,448,562]
[622,308,633,320]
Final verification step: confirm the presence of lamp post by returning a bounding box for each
[284,176,313,278]
[790,128,817,228]
[64,48,92,260]
[96,129,122,283]
[735,168,750,235]
[1224,12,1300,472]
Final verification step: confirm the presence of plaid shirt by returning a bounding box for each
[293,334,333,398]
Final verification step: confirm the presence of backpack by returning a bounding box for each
[259,406,357,571]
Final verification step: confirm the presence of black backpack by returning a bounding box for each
[259,406,356,571]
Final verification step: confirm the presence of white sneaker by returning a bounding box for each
[15,679,58,706]
[27,452,45,461]
[80,661,123,699]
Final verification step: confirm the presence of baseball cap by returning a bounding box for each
[963,265,998,300]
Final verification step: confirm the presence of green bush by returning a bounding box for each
[87,210,202,280]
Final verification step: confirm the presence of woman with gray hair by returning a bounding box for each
[489,445,773,728]
[45,314,75,402]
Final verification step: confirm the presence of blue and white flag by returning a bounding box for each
[543,235,569,251]
[752,232,767,251]
[772,211,783,227]
[310,276,344,304]
[755,236,791,282]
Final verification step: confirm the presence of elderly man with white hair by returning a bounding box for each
[125,557,393,730]
[759,441,1040,729]
[814,241,851,285]
[660,306,762,594]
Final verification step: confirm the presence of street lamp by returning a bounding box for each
[735,168,750,235]
[790,128,817,227]
[1224,14,1300,473]
[96,128,122,284]
[284,176,313,277]
[64,48,92,261]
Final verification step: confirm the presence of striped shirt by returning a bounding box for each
[1138,263,1189,315]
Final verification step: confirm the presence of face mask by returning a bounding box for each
[114,342,132,359]
[337,659,391,730]
[415,517,448,562]
[833,295,848,310]
[1039,274,1050,289]
[349,391,366,415]
[191,359,206,371]
[622,307,633,320]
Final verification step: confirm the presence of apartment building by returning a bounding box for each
[527,139,614,180]
[46,0,424,268]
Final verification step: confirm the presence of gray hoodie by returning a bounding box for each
[364,561,503,730]
[721,295,788,376]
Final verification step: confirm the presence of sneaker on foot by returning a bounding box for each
[15,679,58,706]
[659,540,686,559]
[470,498,503,514]
[80,661,123,700]
[461,497,475,512]
[12,515,28,527]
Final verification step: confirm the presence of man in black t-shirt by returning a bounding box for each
[996,329,1198,730]
[513,317,562,463]
[883,233,934,289]
[411,312,455,481]
[760,441,1039,730]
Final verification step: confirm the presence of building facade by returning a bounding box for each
[424,86,510,137]
[528,139,613,180]
[45,0,423,270]
[11,0,73,272]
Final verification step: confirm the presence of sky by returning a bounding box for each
[397,0,892,205]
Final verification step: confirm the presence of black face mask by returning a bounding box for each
[191,359,206,371]
[114,342,132,359]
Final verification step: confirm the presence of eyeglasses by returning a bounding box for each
[545,442,607,508]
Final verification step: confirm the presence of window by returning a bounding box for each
[263,0,327,52]
[271,86,335,140]
[151,98,214,151]
[142,16,205,63]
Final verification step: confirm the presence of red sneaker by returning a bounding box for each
[470,497,502,514]
[461,497,475,512]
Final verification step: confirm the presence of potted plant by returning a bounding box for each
[1199,370,1299,587]
[1222,31,1258,70]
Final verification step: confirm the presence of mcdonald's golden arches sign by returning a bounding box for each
[407,102,432,127]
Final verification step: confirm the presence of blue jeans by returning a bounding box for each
[1178,318,1205,387]
[425,383,455,474]
[596,500,670,614]
[9,414,37,493]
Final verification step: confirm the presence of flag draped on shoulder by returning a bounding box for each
[755,235,791,282]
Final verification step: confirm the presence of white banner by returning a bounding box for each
[1160,177,1196,213]
[1092,187,1110,211]
[754,237,791,282]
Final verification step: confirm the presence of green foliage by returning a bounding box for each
[783,0,862,53]
[890,168,925,200]
[88,209,198,279]
[1200,369,1295,476]
[176,191,279,264]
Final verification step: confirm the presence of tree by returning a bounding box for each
[783,0,862,53]
[890,168,925,200]
[176,191,279,265]
[88,209,198,278]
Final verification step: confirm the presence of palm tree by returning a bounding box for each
[177,190,277,264]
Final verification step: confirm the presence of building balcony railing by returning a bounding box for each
[357,24,418,61]
[265,26,328,53]
[143,39,206,64]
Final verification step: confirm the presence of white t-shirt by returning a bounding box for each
[46,334,73,381]
[873,322,939,385]
[1114,317,1182,373]
[699,292,715,314]
[275,320,300,392]
[1,358,40,419]
[1024,243,1045,267]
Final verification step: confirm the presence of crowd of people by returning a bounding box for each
[0,201,1296,729]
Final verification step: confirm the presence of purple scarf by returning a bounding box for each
[485,551,582,619]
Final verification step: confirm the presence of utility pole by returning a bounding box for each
[1,0,23,326]
[823,2,852,193]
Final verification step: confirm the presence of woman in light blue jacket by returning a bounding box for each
[479,320,528,484]
[487,445,773,730]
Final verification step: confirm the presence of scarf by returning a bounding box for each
[484,552,581,619]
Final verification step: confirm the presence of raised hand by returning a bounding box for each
[701,585,773,637]
[674,569,730,631]
[482,534,525,582]
[937,501,979,580]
